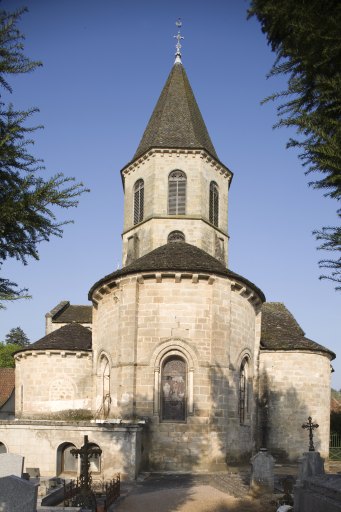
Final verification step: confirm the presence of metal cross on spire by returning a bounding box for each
[174,18,184,64]
[302,416,319,452]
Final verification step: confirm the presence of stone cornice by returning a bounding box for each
[120,147,233,187]
[14,350,92,360]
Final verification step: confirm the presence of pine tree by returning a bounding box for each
[249,0,341,289]
[4,326,29,346]
[0,7,88,307]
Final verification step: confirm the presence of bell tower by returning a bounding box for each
[120,21,232,266]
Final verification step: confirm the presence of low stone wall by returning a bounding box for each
[294,474,341,512]
[0,420,143,480]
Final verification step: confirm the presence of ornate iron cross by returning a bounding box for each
[302,416,319,452]
[71,435,102,510]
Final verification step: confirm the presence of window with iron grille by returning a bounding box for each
[133,179,144,225]
[209,181,219,227]
[239,357,249,425]
[167,230,185,243]
[168,170,186,215]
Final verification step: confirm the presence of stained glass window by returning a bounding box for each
[161,357,186,421]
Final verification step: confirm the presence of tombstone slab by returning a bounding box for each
[0,453,24,478]
[250,448,275,494]
[0,475,38,512]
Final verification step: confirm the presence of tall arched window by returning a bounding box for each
[239,358,249,425]
[167,230,185,243]
[168,170,186,215]
[57,443,78,475]
[133,179,144,225]
[98,355,111,419]
[161,357,186,421]
[209,181,219,227]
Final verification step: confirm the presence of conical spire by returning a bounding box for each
[133,62,218,161]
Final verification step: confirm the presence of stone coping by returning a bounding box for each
[0,419,145,429]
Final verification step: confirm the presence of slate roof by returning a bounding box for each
[260,302,335,358]
[89,242,265,301]
[0,368,15,408]
[16,324,92,354]
[47,301,92,324]
[133,62,219,161]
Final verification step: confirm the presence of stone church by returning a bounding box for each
[0,36,335,480]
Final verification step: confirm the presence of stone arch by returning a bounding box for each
[168,170,186,215]
[151,338,198,417]
[236,350,252,426]
[96,351,112,419]
[56,442,78,476]
[133,178,144,225]
[0,441,7,454]
[167,230,185,243]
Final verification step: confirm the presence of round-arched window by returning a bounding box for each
[167,230,185,243]
[0,442,7,454]
[161,357,186,421]
[168,170,186,215]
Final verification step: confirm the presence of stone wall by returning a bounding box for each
[259,350,332,460]
[91,270,263,470]
[0,421,143,479]
[14,351,93,417]
[121,149,231,265]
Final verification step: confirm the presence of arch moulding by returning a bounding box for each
[150,338,198,417]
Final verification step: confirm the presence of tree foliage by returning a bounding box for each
[248,0,341,289]
[0,7,88,307]
[4,326,29,346]
[0,342,18,367]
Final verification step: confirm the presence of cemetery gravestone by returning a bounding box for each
[0,475,38,512]
[250,448,275,494]
[0,453,24,478]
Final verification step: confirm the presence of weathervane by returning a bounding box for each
[174,18,184,64]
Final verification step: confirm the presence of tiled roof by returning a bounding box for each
[16,324,92,354]
[53,305,92,324]
[133,62,219,161]
[89,242,265,302]
[261,302,335,358]
[0,368,15,408]
[47,301,92,324]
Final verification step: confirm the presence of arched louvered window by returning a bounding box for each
[167,230,185,243]
[133,179,144,225]
[209,181,219,227]
[168,170,186,215]
[239,357,249,425]
[161,357,186,421]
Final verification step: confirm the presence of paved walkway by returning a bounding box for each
[110,462,341,511]
[111,466,297,512]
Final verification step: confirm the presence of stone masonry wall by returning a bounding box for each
[0,422,143,479]
[14,352,93,417]
[259,351,332,460]
[121,150,230,265]
[91,271,262,470]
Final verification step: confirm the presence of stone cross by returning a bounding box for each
[302,416,319,452]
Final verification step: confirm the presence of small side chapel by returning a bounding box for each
[0,25,335,479]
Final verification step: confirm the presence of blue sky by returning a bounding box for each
[1,1,340,387]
